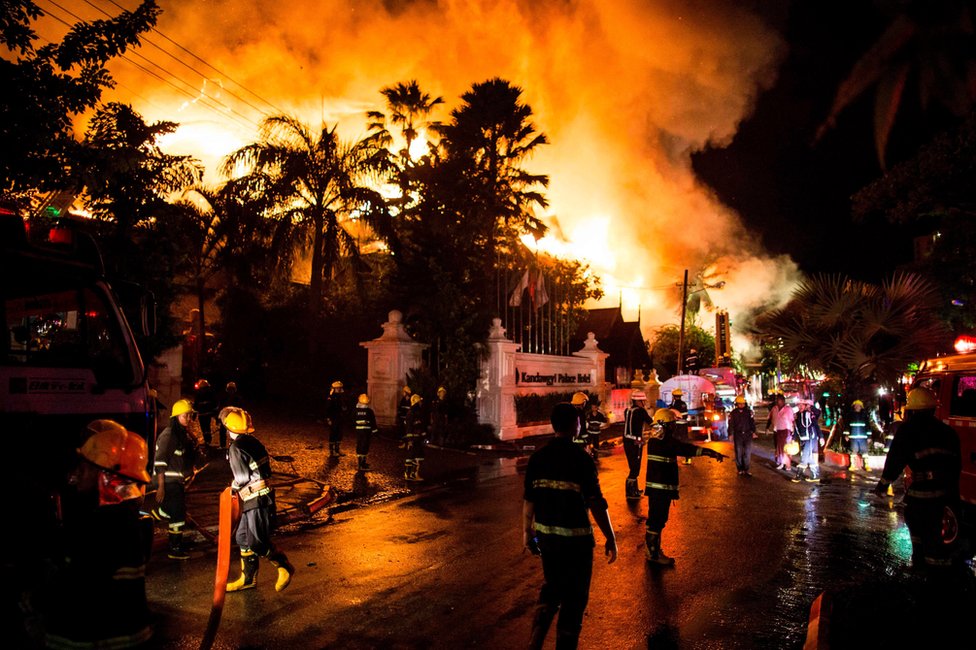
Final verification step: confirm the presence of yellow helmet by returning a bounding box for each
[653,408,677,423]
[331,381,343,390]
[571,392,589,406]
[402,385,412,395]
[671,389,684,397]
[358,393,370,405]
[905,387,937,411]
[437,386,447,397]
[734,395,746,405]
[410,394,423,406]
[80,420,151,483]
[171,399,193,418]
[220,407,254,434]
[852,399,864,408]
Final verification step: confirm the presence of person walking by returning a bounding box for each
[353,393,378,472]
[221,407,295,593]
[193,378,219,448]
[644,408,726,566]
[152,398,199,560]
[584,399,608,461]
[728,395,756,476]
[523,402,617,650]
[793,399,824,482]
[623,390,652,499]
[404,393,427,481]
[874,388,962,571]
[325,380,349,457]
[765,393,795,471]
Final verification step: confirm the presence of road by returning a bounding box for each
[141,431,963,650]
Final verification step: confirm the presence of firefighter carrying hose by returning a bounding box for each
[221,407,295,592]
[152,398,199,560]
[874,388,962,571]
[645,408,725,566]
[354,393,378,472]
[34,420,154,648]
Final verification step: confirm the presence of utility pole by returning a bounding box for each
[677,269,688,375]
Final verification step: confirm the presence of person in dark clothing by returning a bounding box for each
[584,399,608,461]
[193,378,219,447]
[353,393,378,471]
[396,385,412,447]
[570,392,589,451]
[622,390,652,499]
[152,398,198,560]
[645,408,725,566]
[325,380,349,457]
[668,389,688,414]
[430,386,449,446]
[523,402,617,650]
[216,381,243,449]
[34,420,154,649]
[684,348,699,374]
[842,399,879,471]
[793,400,824,482]
[222,407,295,593]
[404,394,427,481]
[874,388,962,572]
[728,395,756,476]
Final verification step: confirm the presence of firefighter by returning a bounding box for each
[522,403,617,650]
[874,388,962,571]
[430,386,449,446]
[842,399,880,471]
[645,408,726,566]
[684,348,699,374]
[325,380,349,457]
[404,394,427,481]
[570,392,589,450]
[193,378,219,447]
[584,398,608,461]
[354,394,378,471]
[152,398,199,560]
[222,407,295,592]
[623,390,652,499]
[793,399,824,482]
[728,395,756,476]
[668,388,688,413]
[37,420,153,649]
[396,385,412,447]
[216,381,242,449]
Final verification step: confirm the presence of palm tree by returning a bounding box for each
[223,115,393,334]
[757,272,946,397]
[816,0,976,167]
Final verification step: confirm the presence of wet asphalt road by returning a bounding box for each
[142,416,931,650]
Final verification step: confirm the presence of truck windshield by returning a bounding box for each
[3,284,135,386]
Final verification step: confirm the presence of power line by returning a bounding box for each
[101,0,287,115]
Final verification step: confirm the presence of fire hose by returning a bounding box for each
[199,487,240,650]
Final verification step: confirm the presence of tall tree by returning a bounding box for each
[223,116,393,339]
[0,1,160,192]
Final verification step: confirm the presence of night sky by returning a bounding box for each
[693,1,951,282]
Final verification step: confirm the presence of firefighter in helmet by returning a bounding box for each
[325,380,349,457]
[353,394,378,472]
[404,393,427,481]
[623,390,652,499]
[584,397,609,462]
[644,408,726,566]
[222,407,295,592]
[874,388,962,571]
[396,385,412,447]
[193,378,219,448]
[570,392,589,449]
[430,386,449,446]
[152,398,199,560]
[35,421,154,649]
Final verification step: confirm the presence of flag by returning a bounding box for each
[530,270,549,309]
[509,269,530,306]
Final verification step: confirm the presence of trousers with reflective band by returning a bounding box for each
[535,522,592,537]
[532,479,581,492]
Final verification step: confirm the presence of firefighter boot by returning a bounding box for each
[625,478,642,499]
[329,442,339,457]
[555,627,581,650]
[412,460,423,482]
[268,549,295,592]
[357,454,370,472]
[528,603,557,650]
[167,531,190,560]
[227,550,259,592]
[645,531,675,566]
[404,461,415,481]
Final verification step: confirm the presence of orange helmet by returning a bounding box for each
[79,420,151,483]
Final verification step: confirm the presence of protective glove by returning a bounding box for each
[524,530,541,556]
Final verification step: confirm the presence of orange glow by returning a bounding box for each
[954,335,976,354]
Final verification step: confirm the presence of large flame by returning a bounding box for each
[48,0,801,347]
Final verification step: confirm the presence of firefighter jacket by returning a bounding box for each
[325,392,348,426]
[669,398,688,413]
[397,396,411,423]
[524,436,606,546]
[846,410,873,440]
[623,406,652,442]
[228,433,273,512]
[728,406,756,440]
[880,412,960,501]
[795,409,822,443]
[154,420,195,483]
[354,404,378,434]
[646,432,708,498]
[193,385,218,416]
[430,398,448,429]
[405,403,427,438]
[585,409,608,435]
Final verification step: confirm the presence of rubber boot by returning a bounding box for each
[357,455,370,472]
[335,442,346,457]
[645,531,675,566]
[412,460,423,482]
[528,603,557,650]
[268,549,295,592]
[791,468,803,483]
[404,461,414,481]
[227,550,259,592]
[167,531,190,560]
[555,627,581,650]
[625,478,642,499]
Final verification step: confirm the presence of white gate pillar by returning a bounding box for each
[573,332,611,405]
[360,310,428,426]
[477,318,520,440]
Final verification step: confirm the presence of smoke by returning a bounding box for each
[96,0,797,339]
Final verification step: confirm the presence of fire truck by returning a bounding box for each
[911,350,976,542]
[1,205,157,541]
